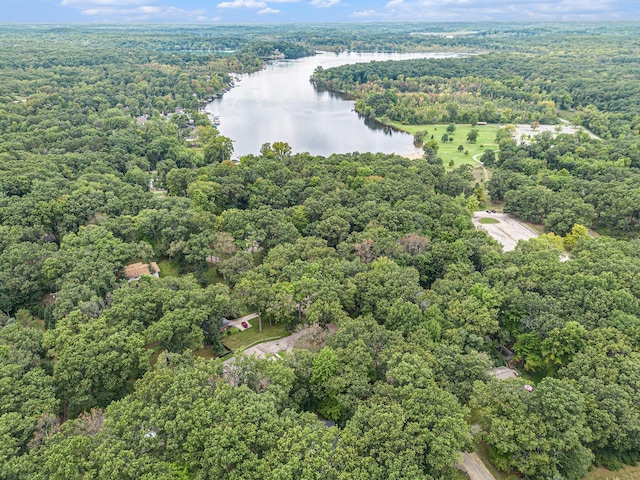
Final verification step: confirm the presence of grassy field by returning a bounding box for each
[223,322,289,352]
[479,217,500,224]
[386,121,501,169]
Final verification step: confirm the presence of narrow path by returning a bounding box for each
[472,153,490,183]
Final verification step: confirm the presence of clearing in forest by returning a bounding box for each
[473,212,539,251]
[387,122,501,168]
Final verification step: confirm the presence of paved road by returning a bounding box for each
[473,212,539,251]
[459,452,495,480]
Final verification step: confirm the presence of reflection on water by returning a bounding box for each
[207,51,458,158]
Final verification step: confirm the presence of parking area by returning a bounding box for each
[473,212,539,252]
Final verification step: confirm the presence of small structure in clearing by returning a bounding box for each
[123,262,160,281]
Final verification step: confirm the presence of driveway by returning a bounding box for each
[223,327,315,366]
[227,313,258,331]
[242,330,308,358]
[459,452,495,480]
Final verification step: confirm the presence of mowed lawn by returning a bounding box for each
[222,322,289,352]
[387,122,501,168]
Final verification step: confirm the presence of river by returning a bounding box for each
[206,51,458,158]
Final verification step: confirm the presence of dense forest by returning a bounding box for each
[2,23,640,480]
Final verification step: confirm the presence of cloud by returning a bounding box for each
[79,5,205,19]
[351,9,384,17]
[258,7,280,13]
[217,0,266,8]
[310,0,340,7]
[383,0,626,21]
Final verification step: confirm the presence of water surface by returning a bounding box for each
[207,51,458,158]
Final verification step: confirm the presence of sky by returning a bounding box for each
[2,0,639,23]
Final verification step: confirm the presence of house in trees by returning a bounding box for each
[123,262,160,282]
[219,317,232,333]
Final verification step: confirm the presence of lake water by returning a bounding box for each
[207,51,458,158]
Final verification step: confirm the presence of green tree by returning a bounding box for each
[480,149,496,167]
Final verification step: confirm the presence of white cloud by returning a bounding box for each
[310,0,340,7]
[217,0,266,8]
[80,5,205,19]
[383,0,624,21]
[258,7,280,13]
[351,9,384,17]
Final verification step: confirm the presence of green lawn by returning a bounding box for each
[386,121,501,169]
[192,345,222,360]
[157,259,180,278]
[205,265,225,285]
[156,259,226,286]
[223,322,289,352]
[479,217,500,224]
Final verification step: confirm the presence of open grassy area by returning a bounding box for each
[157,259,180,278]
[584,464,640,480]
[192,345,222,360]
[479,217,500,224]
[223,322,289,352]
[205,265,225,285]
[156,259,227,286]
[386,121,501,169]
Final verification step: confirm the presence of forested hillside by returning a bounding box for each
[2,24,640,480]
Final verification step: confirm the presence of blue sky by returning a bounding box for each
[3,0,639,23]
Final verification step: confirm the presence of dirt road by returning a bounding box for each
[473,212,539,251]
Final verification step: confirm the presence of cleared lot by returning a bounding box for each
[473,212,539,251]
